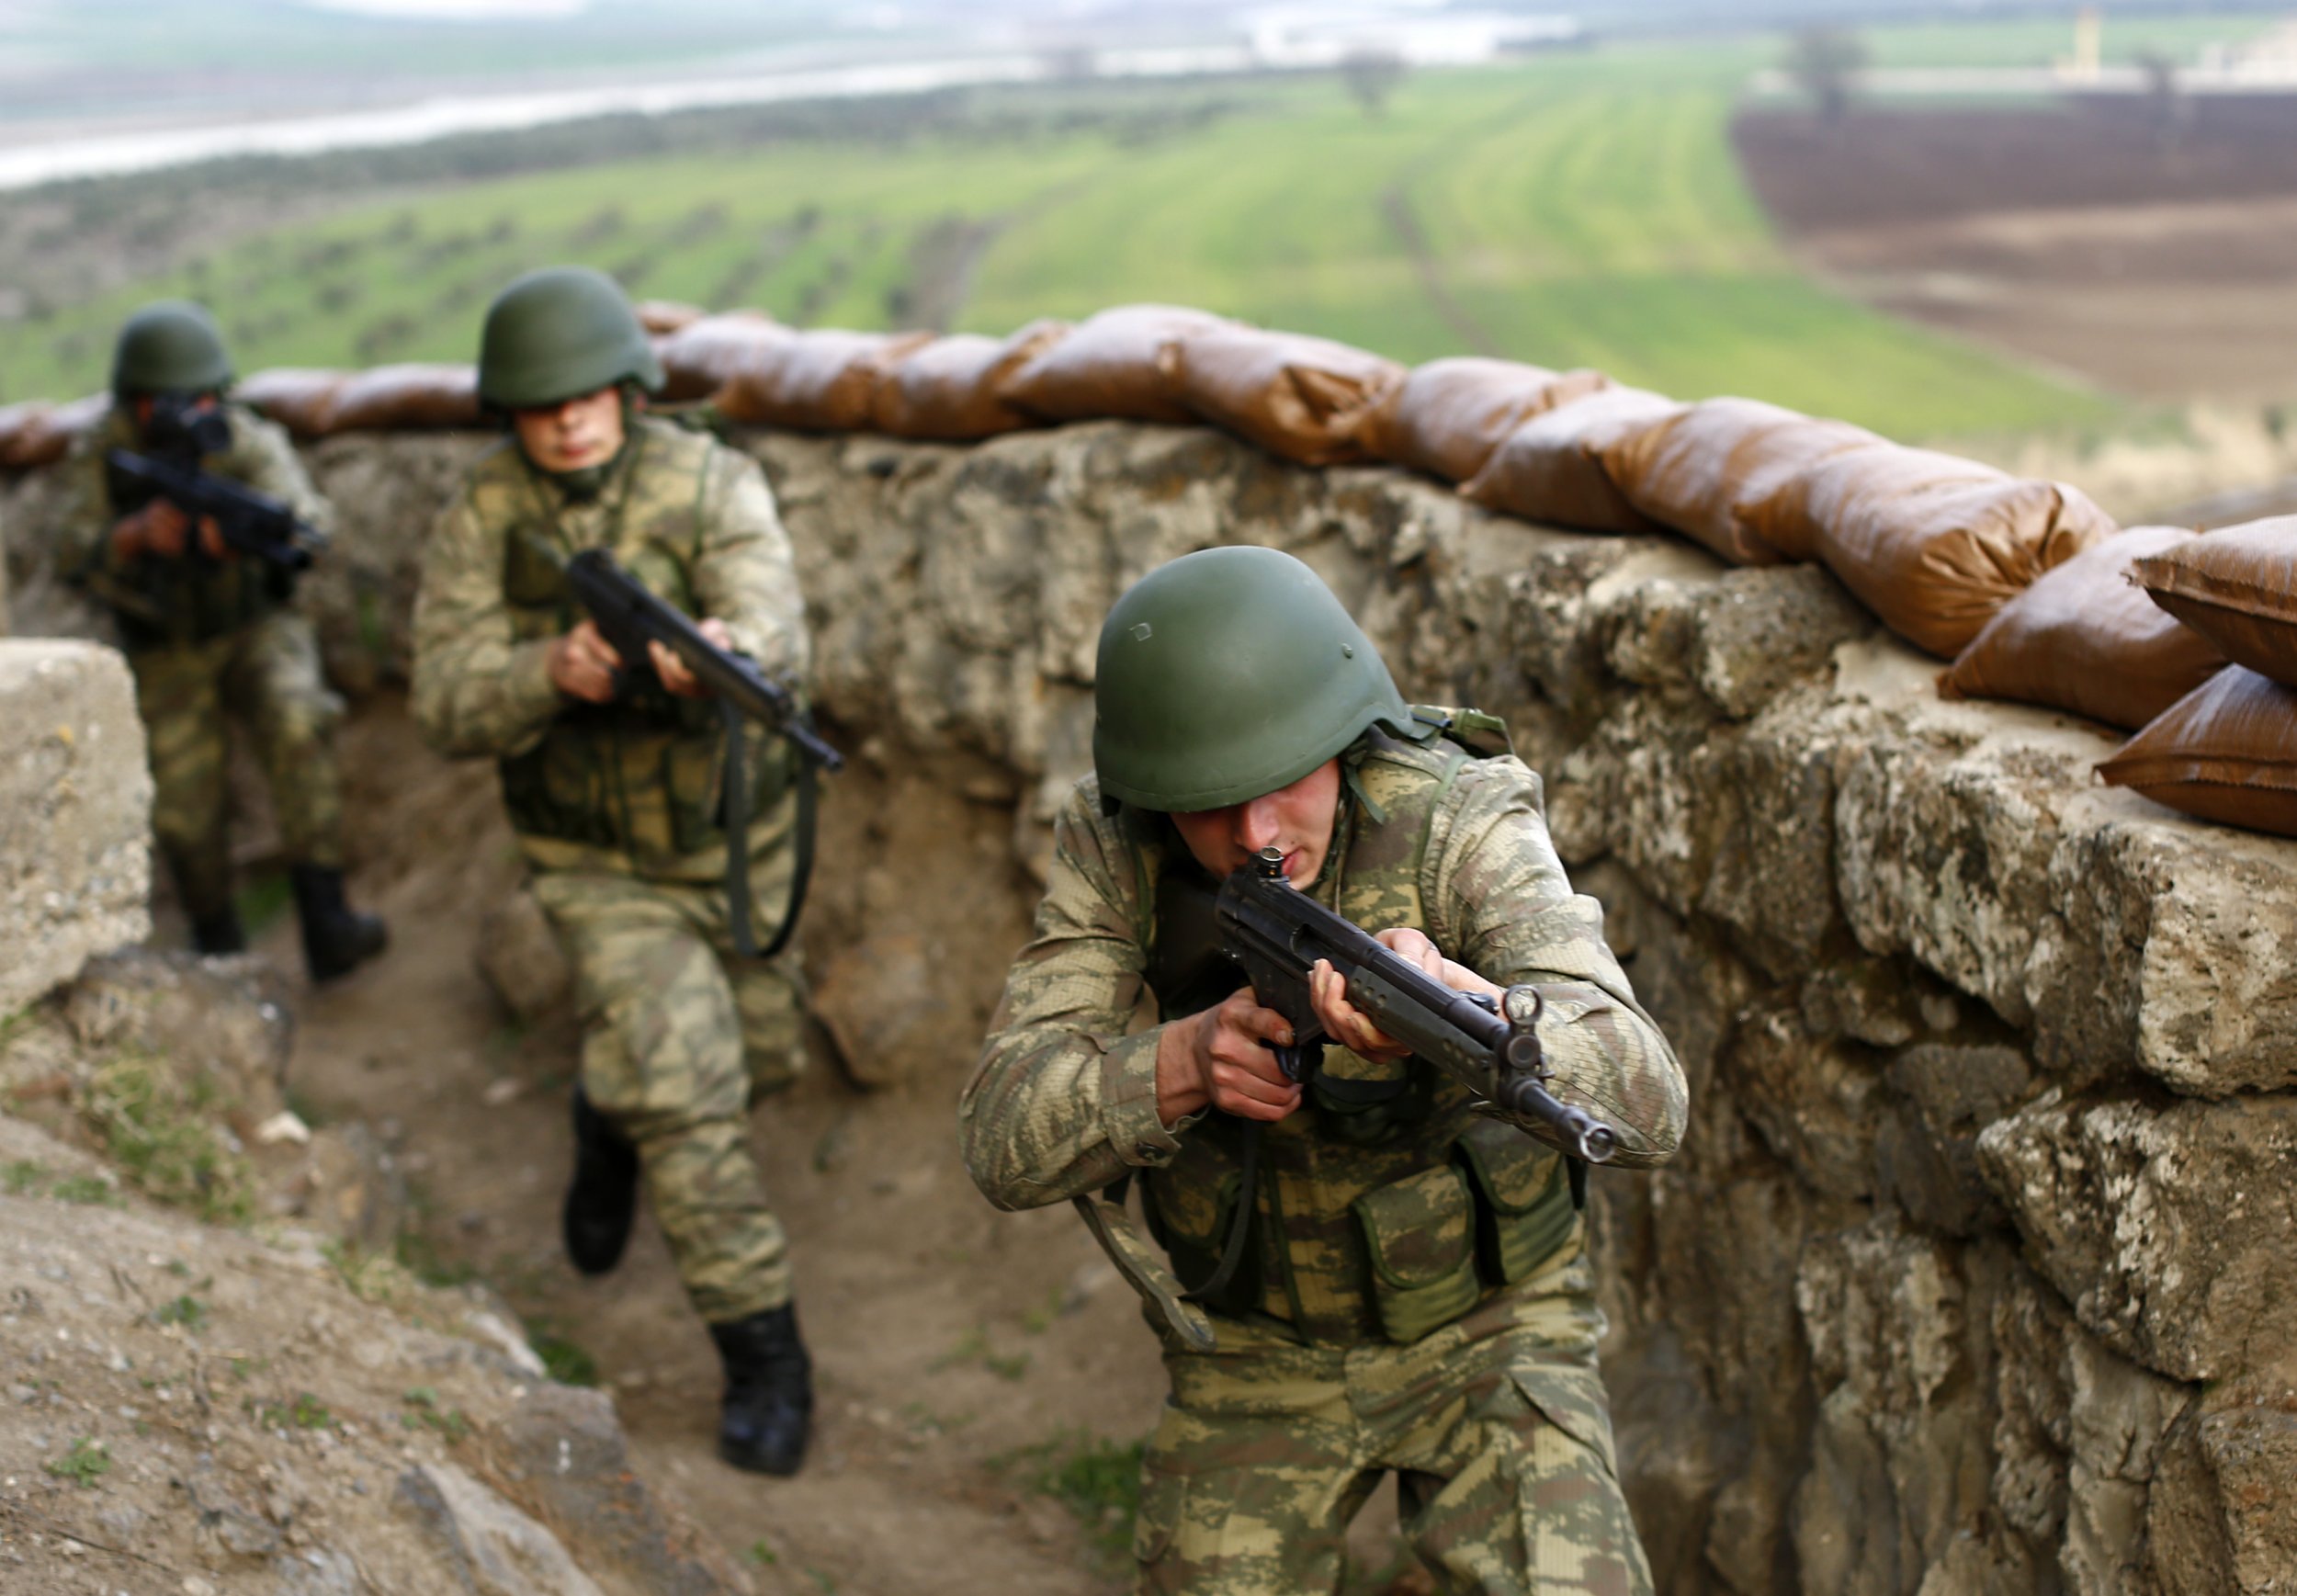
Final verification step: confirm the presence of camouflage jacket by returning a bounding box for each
[410,416,810,881]
[53,402,334,649]
[961,727,1688,1348]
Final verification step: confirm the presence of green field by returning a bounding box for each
[0,31,2202,442]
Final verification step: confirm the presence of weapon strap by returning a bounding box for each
[720,702,824,962]
[1181,1119,1262,1306]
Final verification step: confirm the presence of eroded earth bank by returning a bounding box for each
[4,420,2295,1594]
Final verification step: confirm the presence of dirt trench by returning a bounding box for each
[253,695,1178,1593]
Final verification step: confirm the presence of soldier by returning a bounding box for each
[55,300,386,980]
[411,266,816,1476]
[961,546,1689,1592]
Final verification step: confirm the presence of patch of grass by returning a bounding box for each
[394,1224,479,1292]
[400,1387,470,1443]
[151,1294,209,1331]
[994,1429,1144,1571]
[1020,1283,1069,1336]
[80,1053,254,1224]
[931,1324,1030,1381]
[232,867,296,940]
[3,1159,47,1195]
[253,1391,336,1431]
[523,1319,600,1387]
[322,1239,416,1306]
[51,1173,119,1206]
[983,1352,1032,1382]
[43,1437,111,1488]
[745,1538,780,1567]
[805,1568,838,1595]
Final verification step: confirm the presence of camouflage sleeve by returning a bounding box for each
[958,786,1192,1212]
[693,447,809,687]
[49,423,118,580]
[1430,757,1689,1168]
[224,408,336,536]
[409,483,560,760]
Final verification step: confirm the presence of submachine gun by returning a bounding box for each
[1216,845,1618,1171]
[563,547,843,959]
[105,393,328,572]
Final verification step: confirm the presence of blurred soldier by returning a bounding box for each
[412,266,816,1476]
[55,300,386,980]
[962,546,1688,1592]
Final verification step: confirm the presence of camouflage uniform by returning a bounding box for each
[411,414,809,1323]
[53,402,345,921]
[963,728,1688,1593]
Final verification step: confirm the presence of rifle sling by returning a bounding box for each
[1181,1118,1262,1306]
[720,700,823,962]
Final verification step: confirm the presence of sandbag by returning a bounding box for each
[2098,666,2297,837]
[1352,358,1611,484]
[653,311,790,404]
[1460,388,1680,534]
[1940,526,2225,730]
[1599,397,1881,566]
[2128,515,2297,688]
[1801,446,2116,658]
[635,300,707,336]
[1171,325,1405,466]
[0,394,106,469]
[715,328,933,432]
[325,363,481,432]
[234,368,347,437]
[870,320,1069,440]
[999,303,1231,425]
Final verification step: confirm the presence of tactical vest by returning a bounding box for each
[485,420,786,870]
[95,404,288,651]
[1103,714,1581,1351]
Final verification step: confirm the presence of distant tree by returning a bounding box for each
[1787,27,1867,126]
[1341,47,1408,120]
[2135,49,2191,153]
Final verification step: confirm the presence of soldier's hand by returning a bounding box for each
[195,515,230,560]
[117,499,192,560]
[548,620,624,704]
[650,617,733,698]
[1155,985,1303,1127]
[1308,929,1499,1066]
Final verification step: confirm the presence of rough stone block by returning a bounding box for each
[1977,1091,2297,1381]
[0,640,151,1013]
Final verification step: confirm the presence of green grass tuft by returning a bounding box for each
[43,1437,111,1488]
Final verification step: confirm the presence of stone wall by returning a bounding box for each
[6,421,2293,1593]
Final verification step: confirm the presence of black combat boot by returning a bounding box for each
[562,1089,640,1276]
[708,1304,813,1477]
[190,907,247,956]
[289,865,388,982]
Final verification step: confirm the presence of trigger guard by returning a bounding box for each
[1270,1041,1325,1084]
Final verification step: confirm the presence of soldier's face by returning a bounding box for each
[512,384,624,473]
[1171,758,1342,888]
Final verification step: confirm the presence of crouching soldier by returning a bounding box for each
[962,545,1688,1591]
[411,266,817,1476]
[55,300,385,979]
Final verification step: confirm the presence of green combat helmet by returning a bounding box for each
[476,265,664,412]
[112,301,232,397]
[1093,545,1411,812]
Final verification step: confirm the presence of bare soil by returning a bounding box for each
[1734,100,2297,403]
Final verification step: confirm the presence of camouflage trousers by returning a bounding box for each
[1136,1265,1652,1596]
[128,610,345,919]
[529,822,805,1326]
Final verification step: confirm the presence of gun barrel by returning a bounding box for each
[106,449,322,571]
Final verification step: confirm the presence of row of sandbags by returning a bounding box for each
[5,299,2292,837]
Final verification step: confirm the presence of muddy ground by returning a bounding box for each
[218,697,1415,1594]
[1734,98,2297,404]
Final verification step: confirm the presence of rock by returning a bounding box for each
[283,1121,409,1254]
[492,1384,755,1595]
[1877,1045,2034,1239]
[65,948,296,1122]
[399,1460,605,1596]
[808,931,947,1090]
[2146,1370,2297,1596]
[476,889,571,1029]
[0,640,151,1012]
[1726,1002,1884,1203]
[1976,1092,2297,1382]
